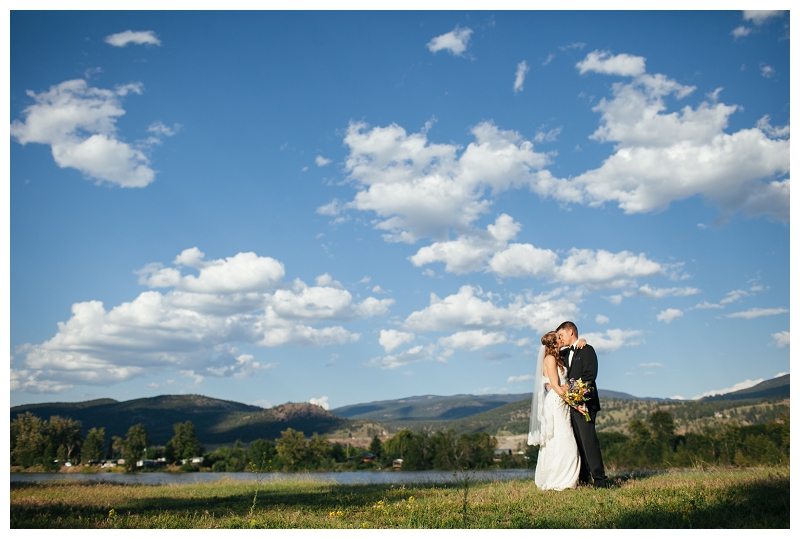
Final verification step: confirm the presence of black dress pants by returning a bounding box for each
[571,408,607,487]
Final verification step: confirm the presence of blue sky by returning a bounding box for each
[8,10,791,410]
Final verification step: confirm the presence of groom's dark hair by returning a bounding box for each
[556,321,578,336]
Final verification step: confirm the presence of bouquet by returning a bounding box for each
[562,378,592,421]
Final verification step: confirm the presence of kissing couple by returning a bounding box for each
[527,321,608,490]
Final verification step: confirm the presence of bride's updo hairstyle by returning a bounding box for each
[541,331,563,368]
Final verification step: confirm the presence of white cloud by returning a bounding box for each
[513,61,529,93]
[315,155,332,166]
[576,50,646,77]
[411,213,665,290]
[595,314,609,324]
[624,284,700,299]
[656,308,683,323]
[606,295,622,305]
[693,378,764,399]
[556,248,664,289]
[438,330,507,351]
[104,30,161,47]
[533,127,562,143]
[693,301,724,310]
[12,249,393,393]
[542,53,555,66]
[10,79,157,188]
[315,273,343,288]
[761,63,776,78]
[309,396,330,410]
[139,248,286,294]
[402,285,581,335]
[379,329,415,353]
[326,120,552,243]
[580,329,645,354]
[508,374,534,383]
[639,362,663,368]
[771,331,789,348]
[147,121,179,137]
[367,344,447,370]
[720,289,749,304]
[731,26,751,40]
[756,115,789,139]
[253,399,272,409]
[743,10,786,25]
[545,61,791,222]
[426,26,473,56]
[559,42,586,51]
[206,354,276,379]
[727,308,788,319]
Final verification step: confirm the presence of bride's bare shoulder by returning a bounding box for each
[543,354,557,364]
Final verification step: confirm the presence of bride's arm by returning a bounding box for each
[574,338,587,349]
[543,355,565,397]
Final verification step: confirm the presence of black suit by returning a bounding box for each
[565,343,607,487]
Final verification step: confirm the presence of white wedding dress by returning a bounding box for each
[530,361,580,491]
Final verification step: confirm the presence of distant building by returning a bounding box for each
[493,449,512,462]
[358,452,377,463]
[392,458,403,469]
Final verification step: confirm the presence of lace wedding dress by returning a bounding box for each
[529,355,580,491]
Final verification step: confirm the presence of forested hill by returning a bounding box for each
[701,374,790,402]
[11,375,789,445]
[10,395,350,446]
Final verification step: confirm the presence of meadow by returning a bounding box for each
[10,466,789,528]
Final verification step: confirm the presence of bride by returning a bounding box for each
[528,331,582,490]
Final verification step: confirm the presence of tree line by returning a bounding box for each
[592,410,791,469]
[10,412,205,472]
[11,409,789,473]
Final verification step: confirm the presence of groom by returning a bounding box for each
[557,321,608,488]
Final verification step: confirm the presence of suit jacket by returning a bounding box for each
[565,343,601,412]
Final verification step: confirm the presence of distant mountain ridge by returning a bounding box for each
[701,374,790,402]
[11,394,349,446]
[11,376,788,445]
[332,389,668,423]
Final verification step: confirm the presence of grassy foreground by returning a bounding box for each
[10,467,788,528]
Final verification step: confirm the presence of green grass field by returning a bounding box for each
[10,466,788,528]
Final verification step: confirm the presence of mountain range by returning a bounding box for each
[11,376,788,446]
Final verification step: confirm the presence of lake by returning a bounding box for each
[11,468,536,486]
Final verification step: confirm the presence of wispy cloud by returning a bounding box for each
[770,331,789,348]
[656,309,683,323]
[426,26,473,57]
[726,307,788,319]
[513,61,529,93]
[559,42,586,51]
[105,30,161,47]
[309,396,330,410]
[731,26,751,40]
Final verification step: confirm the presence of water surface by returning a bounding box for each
[11,469,536,486]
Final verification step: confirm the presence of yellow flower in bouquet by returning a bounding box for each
[562,378,592,421]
